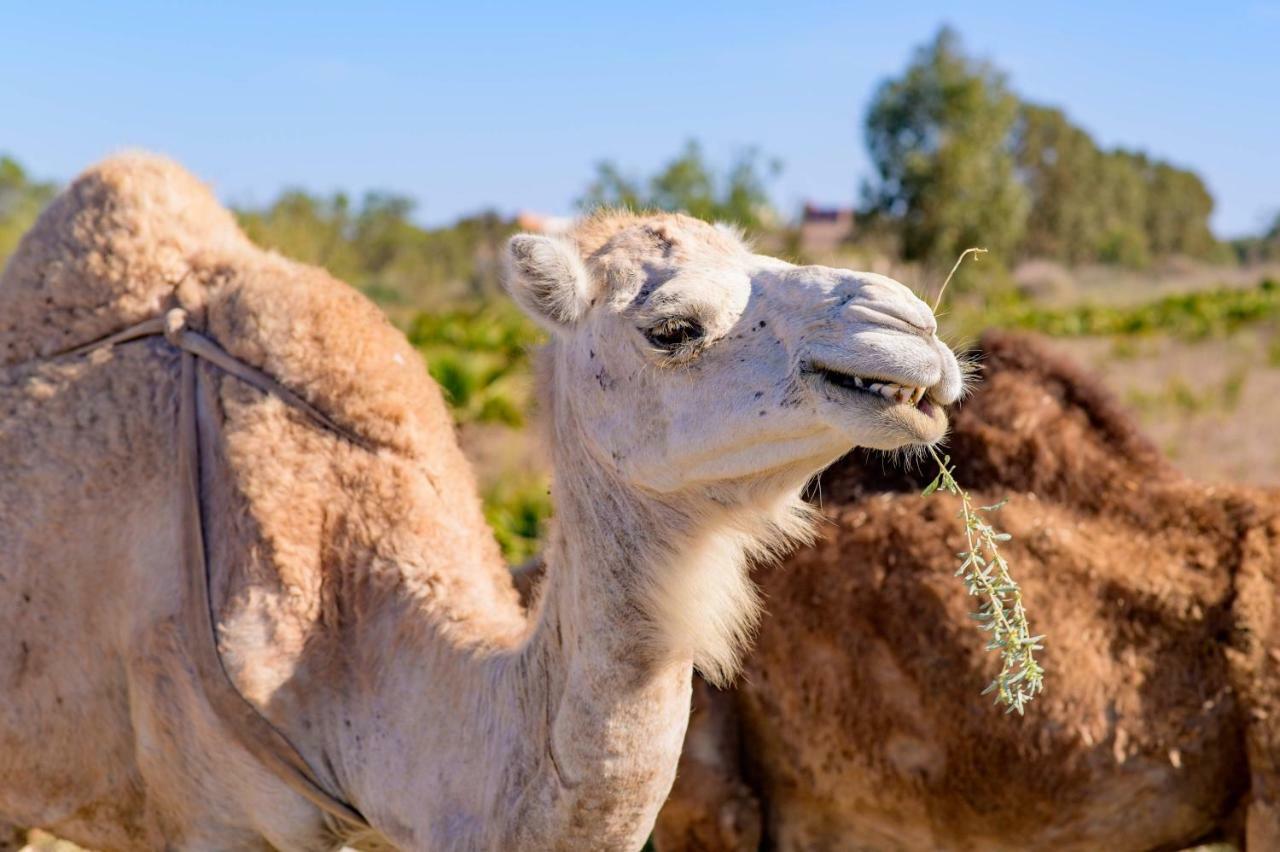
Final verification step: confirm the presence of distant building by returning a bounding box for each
[798,203,855,256]
[516,211,574,236]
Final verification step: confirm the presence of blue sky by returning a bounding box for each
[2,2,1277,236]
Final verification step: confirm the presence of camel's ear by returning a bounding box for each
[504,234,594,333]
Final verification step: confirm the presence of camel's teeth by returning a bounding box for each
[860,380,928,404]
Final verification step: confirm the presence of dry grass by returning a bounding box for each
[1054,324,1280,485]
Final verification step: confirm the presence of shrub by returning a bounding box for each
[484,477,553,565]
[406,303,543,426]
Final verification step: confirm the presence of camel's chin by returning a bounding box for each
[886,399,949,445]
[842,400,949,451]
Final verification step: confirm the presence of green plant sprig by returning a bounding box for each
[924,447,1044,714]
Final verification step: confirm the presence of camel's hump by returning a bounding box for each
[0,151,457,459]
[0,152,249,365]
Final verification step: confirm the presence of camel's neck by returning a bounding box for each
[502,448,703,847]
[318,392,786,848]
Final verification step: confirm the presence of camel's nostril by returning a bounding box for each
[877,300,938,337]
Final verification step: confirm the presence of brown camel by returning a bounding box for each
[653,331,1280,851]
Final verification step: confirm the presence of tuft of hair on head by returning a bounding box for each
[712,221,754,251]
[641,493,818,687]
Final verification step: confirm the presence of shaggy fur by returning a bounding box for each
[0,154,515,850]
[653,331,1280,851]
[0,155,962,850]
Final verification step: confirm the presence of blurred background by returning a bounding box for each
[3,2,1280,569]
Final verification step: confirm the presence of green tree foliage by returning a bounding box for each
[1093,150,1154,267]
[868,28,1222,268]
[1014,105,1108,263]
[578,140,781,229]
[0,156,58,271]
[1015,112,1218,267]
[237,192,515,308]
[863,27,1029,267]
[1142,158,1216,257]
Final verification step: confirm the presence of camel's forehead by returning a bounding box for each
[575,213,765,316]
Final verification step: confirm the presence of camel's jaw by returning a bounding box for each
[803,362,951,448]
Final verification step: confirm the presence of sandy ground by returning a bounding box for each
[1053,323,1280,486]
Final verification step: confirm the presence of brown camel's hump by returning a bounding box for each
[820,329,1178,515]
[0,151,516,628]
[0,152,457,459]
[0,152,250,366]
[731,334,1280,850]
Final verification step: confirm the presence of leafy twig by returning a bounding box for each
[923,446,1044,713]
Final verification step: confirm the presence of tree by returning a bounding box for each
[578,140,780,229]
[1143,161,1215,258]
[1014,104,1108,263]
[237,191,363,282]
[863,27,1028,267]
[0,156,58,271]
[1095,150,1152,266]
[236,190,515,308]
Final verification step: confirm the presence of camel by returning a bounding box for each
[652,330,1280,851]
[0,154,963,851]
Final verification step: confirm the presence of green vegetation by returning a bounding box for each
[951,278,1280,341]
[1017,106,1218,266]
[924,449,1044,714]
[578,139,782,230]
[864,27,1222,274]
[863,27,1027,268]
[0,156,57,267]
[237,192,516,310]
[484,476,553,565]
[406,302,542,426]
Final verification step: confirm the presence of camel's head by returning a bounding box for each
[505,212,963,495]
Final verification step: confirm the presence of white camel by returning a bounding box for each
[0,154,962,850]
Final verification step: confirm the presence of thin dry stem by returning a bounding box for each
[932,247,988,312]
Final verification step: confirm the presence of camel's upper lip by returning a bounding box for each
[803,361,940,413]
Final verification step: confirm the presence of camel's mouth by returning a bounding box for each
[808,363,939,417]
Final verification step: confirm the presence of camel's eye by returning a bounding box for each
[644,318,705,353]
